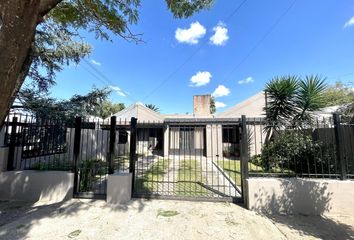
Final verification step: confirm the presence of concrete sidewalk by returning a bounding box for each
[0,199,353,240]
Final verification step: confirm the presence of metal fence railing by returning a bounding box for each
[246,114,354,180]
[1,112,353,199]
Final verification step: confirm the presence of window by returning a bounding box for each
[222,127,239,144]
[118,129,128,144]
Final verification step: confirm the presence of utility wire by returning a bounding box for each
[81,59,137,103]
[219,0,298,85]
[142,0,249,101]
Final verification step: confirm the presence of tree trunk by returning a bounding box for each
[0,0,61,127]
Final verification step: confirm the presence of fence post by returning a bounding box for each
[7,117,18,171]
[333,113,347,180]
[129,117,137,194]
[108,116,116,174]
[73,117,82,194]
[240,115,249,204]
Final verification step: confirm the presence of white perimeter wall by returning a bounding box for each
[0,171,74,203]
[246,177,354,215]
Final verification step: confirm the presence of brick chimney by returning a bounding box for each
[193,95,211,116]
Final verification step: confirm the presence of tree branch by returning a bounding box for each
[39,0,63,17]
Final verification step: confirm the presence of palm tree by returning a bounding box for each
[295,75,327,121]
[264,75,299,130]
[145,104,160,113]
[264,75,326,140]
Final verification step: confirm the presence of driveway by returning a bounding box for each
[0,199,353,240]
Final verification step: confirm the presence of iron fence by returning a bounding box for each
[1,112,353,200]
[132,119,243,201]
[246,114,354,180]
[2,114,75,171]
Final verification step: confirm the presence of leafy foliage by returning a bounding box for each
[18,87,123,119]
[322,81,354,107]
[265,76,298,126]
[99,101,125,118]
[49,0,142,42]
[28,21,92,92]
[257,131,334,174]
[210,96,216,114]
[23,0,212,95]
[145,104,160,113]
[264,75,327,134]
[165,0,213,18]
[295,75,327,121]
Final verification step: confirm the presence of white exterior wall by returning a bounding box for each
[246,177,354,215]
[248,124,267,157]
[206,124,223,158]
[164,126,169,157]
[0,171,74,202]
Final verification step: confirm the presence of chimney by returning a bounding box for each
[193,95,211,116]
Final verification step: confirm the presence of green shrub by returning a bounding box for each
[250,154,262,166]
[30,157,71,171]
[259,130,334,174]
[79,159,107,192]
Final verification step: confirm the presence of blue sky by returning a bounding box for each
[50,0,354,114]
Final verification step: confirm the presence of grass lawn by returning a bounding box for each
[216,159,294,186]
[216,159,262,186]
[176,159,208,197]
[135,158,170,193]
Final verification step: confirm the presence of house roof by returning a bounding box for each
[109,102,164,122]
[217,92,266,118]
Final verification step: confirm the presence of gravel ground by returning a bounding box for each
[0,199,353,240]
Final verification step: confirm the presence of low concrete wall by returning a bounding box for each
[107,173,132,205]
[0,171,74,202]
[247,178,354,216]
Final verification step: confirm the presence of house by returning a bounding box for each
[110,93,267,159]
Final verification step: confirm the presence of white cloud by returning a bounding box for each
[175,21,206,44]
[212,85,230,98]
[238,77,255,85]
[215,101,227,108]
[210,22,229,46]
[109,85,126,97]
[91,59,102,66]
[344,16,354,28]
[190,71,212,87]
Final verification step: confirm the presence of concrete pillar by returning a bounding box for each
[164,125,169,157]
[216,124,223,157]
[0,147,9,172]
[206,124,212,158]
[206,124,223,158]
[107,173,132,205]
[0,126,5,148]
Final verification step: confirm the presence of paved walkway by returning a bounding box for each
[161,155,239,197]
[1,199,354,240]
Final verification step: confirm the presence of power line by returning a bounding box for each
[219,0,298,85]
[81,59,137,103]
[142,0,249,101]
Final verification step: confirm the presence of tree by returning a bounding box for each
[322,81,354,107]
[264,75,327,136]
[294,75,327,121]
[0,0,213,126]
[99,101,125,119]
[264,75,298,127]
[210,96,216,114]
[145,104,160,113]
[17,87,123,119]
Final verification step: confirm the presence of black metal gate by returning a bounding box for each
[73,117,131,199]
[131,117,249,202]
